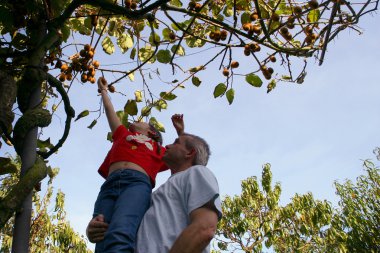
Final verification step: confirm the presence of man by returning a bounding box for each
[87,117,222,253]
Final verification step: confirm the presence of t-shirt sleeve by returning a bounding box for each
[112,125,128,140]
[185,166,222,220]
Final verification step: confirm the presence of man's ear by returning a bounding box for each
[186,148,196,160]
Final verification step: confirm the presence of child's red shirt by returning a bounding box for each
[98,125,168,187]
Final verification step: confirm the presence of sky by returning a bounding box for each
[2,9,380,252]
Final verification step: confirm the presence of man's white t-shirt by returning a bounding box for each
[136,165,222,253]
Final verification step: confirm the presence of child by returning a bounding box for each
[93,77,184,252]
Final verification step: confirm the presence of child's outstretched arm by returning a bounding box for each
[172,114,185,136]
[98,77,121,133]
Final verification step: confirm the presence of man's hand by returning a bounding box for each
[86,214,109,243]
[97,76,108,91]
[172,114,184,136]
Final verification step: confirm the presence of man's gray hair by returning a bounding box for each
[182,133,210,166]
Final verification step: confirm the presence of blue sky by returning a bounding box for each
[3,10,380,251]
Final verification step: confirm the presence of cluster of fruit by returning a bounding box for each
[222,61,239,77]
[57,44,100,84]
[188,1,203,12]
[124,0,138,9]
[209,30,228,42]
[303,25,318,45]
[243,43,261,56]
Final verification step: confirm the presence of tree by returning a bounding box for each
[0,0,378,251]
[0,156,92,252]
[213,153,380,252]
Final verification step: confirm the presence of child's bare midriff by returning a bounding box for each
[108,161,148,177]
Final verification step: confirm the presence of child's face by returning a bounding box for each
[129,121,150,135]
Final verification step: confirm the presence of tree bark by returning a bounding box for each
[11,15,47,253]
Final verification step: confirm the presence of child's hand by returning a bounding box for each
[97,77,108,90]
[172,114,184,135]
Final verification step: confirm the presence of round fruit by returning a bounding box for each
[59,73,66,82]
[293,6,302,15]
[93,60,100,68]
[169,32,176,40]
[243,23,251,31]
[222,68,230,77]
[61,64,69,72]
[244,49,251,56]
[251,25,261,34]
[87,51,94,58]
[308,0,319,9]
[84,44,91,51]
[269,55,276,62]
[271,13,280,22]
[268,67,274,74]
[280,27,288,34]
[188,1,196,10]
[194,3,202,12]
[231,61,239,68]
[81,74,88,83]
[131,1,137,9]
[250,12,259,21]
[125,0,132,8]
[80,49,86,57]
[109,85,115,93]
[66,73,73,81]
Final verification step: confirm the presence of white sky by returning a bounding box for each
[2,11,380,251]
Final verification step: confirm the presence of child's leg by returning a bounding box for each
[103,169,151,253]
[93,171,121,253]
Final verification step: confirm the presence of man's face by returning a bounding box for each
[129,121,150,134]
[163,135,192,165]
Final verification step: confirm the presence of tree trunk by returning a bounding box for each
[11,87,41,253]
[11,16,46,252]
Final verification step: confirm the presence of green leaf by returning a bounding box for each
[226,88,235,104]
[149,117,165,132]
[213,83,227,98]
[149,33,161,45]
[70,17,91,35]
[171,45,185,56]
[245,73,263,87]
[241,12,251,26]
[156,49,172,64]
[162,28,172,40]
[134,90,143,102]
[124,100,138,116]
[138,46,156,63]
[160,92,177,101]
[130,48,136,59]
[141,106,151,117]
[128,72,135,81]
[223,6,233,17]
[84,17,93,32]
[308,9,320,23]
[37,138,54,150]
[0,157,17,175]
[192,76,202,87]
[61,23,71,42]
[170,0,183,7]
[186,37,205,48]
[117,33,134,53]
[87,120,97,129]
[75,110,89,121]
[101,36,115,55]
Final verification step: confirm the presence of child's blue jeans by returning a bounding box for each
[93,169,152,253]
